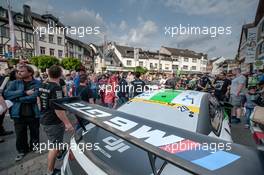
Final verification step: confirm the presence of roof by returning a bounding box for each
[65,36,93,53]
[115,44,135,58]
[162,46,207,59]
[255,0,264,25]
[237,23,255,53]
[115,44,172,61]
[0,6,32,29]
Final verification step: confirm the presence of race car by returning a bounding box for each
[53,90,264,175]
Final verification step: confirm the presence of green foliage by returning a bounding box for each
[7,59,19,67]
[61,57,82,70]
[29,55,59,71]
[135,66,148,74]
[29,56,39,67]
[255,60,263,68]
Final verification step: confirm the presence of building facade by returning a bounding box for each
[237,0,264,71]
[0,5,34,58]
[0,4,94,71]
[91,42,207,74]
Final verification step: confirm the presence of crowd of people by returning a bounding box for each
[1,63,264,175]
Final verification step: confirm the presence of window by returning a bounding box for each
[0,45,3,55]
[174,58,179,62]
[126,60,132,66]
[0,9,6,18]
[57,37,62,45]
[78,46,82,52]
[159,64,162,69]
[0,26,9,38]
[191,66,196,70]
[50,48,54,56]
[16,15,23,22]
[209,95,223,136]
[150,63,154,68]
[139,61,143,67]
[69,43,73,49]
[40,47,45,55]
[183,65,188,70]
[49,35,54,43]
[165,64,170,70]
[154,63,158,68]
[259,42,264,55]
[78,54,82,59]
[39,34,45,41]
[184,58,189,62]
[48,19,55,27]
[172,65,178,70]
[25,33,33,42]
[58,50,63,58]
[192,58,197,63]
[70,52,74,57]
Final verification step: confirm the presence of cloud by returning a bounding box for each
[116,20,158,47]
[119,20,127,31]
[164,0,256,16]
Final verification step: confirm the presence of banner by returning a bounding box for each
[246,27,257,64]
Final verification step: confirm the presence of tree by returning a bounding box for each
[7,59,19,67]
[135,66,148,74]
[61,57,82,71]
[30,55,59,71]
[29,56,39,67]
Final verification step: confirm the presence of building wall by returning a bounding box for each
[257,16,264,61]
[0,21,34,57]
[33,19,65,59]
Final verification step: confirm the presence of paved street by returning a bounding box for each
[0,115,72,175]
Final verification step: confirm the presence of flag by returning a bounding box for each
[6,0,16,58]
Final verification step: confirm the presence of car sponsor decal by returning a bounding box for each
[159,140,240,171]
[149,90,183,103]
[131,98,200,114]
[171,90,205,107]
[63,102,241,172]
[131,90,202,114]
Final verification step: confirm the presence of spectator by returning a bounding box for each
[105,74,118,108]
[38,65,74,175]
[131,72,145,97]
[4,65,41,161]
[213,73,231,101]
[98,74,108,106]
[230,68,246,124]
[244,86,259,129]
[65,74,73,97]
[197,73,212,91]
[117,73,129,107]
[89,74,99,103]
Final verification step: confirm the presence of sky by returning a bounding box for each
[0,0,260,59]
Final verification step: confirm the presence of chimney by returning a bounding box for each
[23,5,32,24]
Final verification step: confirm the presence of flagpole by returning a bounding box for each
[6,0,16,59]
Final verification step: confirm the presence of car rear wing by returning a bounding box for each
[53,97,264,175]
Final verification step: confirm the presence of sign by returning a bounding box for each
[246,27,257,64]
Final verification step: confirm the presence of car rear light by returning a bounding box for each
[68,150,75,161]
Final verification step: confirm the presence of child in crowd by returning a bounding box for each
[244,86,259,128]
